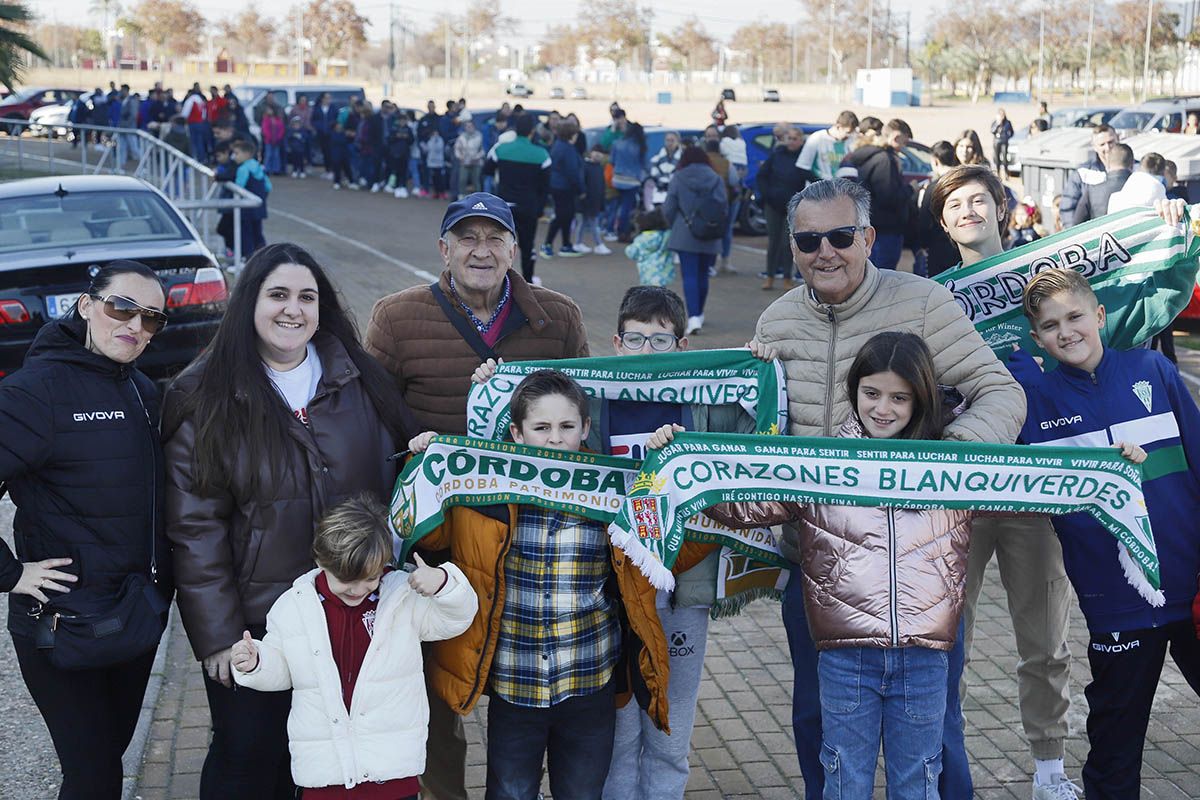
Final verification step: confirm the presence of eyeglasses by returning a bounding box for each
[91,294,168,334]
[619,331,679,351]
[791,226,863,254]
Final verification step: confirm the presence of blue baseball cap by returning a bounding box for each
[439,192,516,237]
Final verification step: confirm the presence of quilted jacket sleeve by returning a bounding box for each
[921,283,1026,444]
[163,388,244,660]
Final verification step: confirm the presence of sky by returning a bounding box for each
[42,0,934,50]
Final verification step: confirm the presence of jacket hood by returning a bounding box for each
[25,316,129,377]
[673,162,721,189]
[844,144,885,167]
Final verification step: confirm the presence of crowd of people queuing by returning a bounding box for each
[6,83,1200,800]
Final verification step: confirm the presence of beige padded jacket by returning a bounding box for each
[755,263,1025,562]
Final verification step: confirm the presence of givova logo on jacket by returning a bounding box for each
[72,410,126,422]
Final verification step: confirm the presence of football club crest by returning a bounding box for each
[1132,380,1153,413]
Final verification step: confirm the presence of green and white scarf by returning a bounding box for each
[389,436,787,572]
[608,432,1160,598]
[465,349,787,440]
[934,205,1200,362]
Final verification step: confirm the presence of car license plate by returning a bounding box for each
[45,293,81,319]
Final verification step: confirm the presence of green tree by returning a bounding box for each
[0,2,47,91]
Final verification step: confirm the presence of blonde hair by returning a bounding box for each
[311,494,393,582]
[1022,269,1097,322]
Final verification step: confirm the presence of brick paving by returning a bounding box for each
[132,553,1200,799]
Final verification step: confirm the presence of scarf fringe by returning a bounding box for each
[710,587,783,619]
[607,524,676,591]
[1118,542,1165,607]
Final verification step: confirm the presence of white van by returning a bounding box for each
[1107,96,1200,139]
[232,84,366,138]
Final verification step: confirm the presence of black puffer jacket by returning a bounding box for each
[162,334,398,660]
[841,144,912,234]
[756,145,811,213]
[0,317,169,639]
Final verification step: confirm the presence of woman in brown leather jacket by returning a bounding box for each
[162,243,416,800]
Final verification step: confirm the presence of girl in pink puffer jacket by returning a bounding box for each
[651,331,970,799]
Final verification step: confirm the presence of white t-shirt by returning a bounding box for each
[796,128,853,181]
[266,342,324,425]
[719,137,748,167]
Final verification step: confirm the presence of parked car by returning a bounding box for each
[1006,106,1123,175]
[506,84,534,98]
[1107,97,1200,139]
[0,87,83,135]
[0,175,228,380]
[570,87,588,100]
[762,88,781,102]
[549,87,565,100]
[737,122,933,235]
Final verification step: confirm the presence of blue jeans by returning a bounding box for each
[721,197,741,259]
[818,646,947,800]
[486,682,615,800]
[782,572,972,800]
[872,233,904,270]
[616,187,639,236]
[188,122,209,163]
[676,251,714,318]
[263,143,282,175]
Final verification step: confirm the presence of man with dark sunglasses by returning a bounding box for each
[748,177,1026,800]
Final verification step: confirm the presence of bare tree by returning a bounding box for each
[217,9,277,62]
[291,0,369,75]
[659,17,716,99]
[537,24,580,73]
[130,0,205,64]
[577,0,652,88]
[730,22,791,84]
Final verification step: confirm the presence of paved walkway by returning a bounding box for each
[130,552,1200,800]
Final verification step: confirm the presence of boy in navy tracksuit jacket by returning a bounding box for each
[231,140,272,255]
[1011,268,1200,800]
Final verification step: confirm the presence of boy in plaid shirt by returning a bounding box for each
[409,370,705,799]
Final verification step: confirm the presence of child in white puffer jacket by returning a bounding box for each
[232,494,477,796]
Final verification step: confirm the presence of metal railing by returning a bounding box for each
[0,118,263,269]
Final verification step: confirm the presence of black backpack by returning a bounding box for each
[684,191,729,240]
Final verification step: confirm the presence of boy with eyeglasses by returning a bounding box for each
[597,285,754,799]
[471,285,754,797]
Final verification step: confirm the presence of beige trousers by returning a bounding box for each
[962,515,1073,761]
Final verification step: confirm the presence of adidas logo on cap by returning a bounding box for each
[472,201,488,210]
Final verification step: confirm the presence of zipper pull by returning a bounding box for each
[51,613,60,632]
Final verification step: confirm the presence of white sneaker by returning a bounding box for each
[394,187,409,198]
[593,243,613,255]
[531,275,544,286]
[572,243,592,254]
[602,232,619,242]
[685,316,702,335]
[299,171,307,178]
[371,182,383,193]
[1032,774,1083,800]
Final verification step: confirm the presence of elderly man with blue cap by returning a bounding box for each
[364,191,589,800]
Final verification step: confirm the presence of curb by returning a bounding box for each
[122,605,177,800]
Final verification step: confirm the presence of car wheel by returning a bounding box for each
[739,195,767,236]
[3,116,24,136]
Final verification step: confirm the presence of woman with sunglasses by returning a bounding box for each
[161,243,417,800]
[0,260,172,800]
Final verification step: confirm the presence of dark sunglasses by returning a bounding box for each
[791,226,863,254]
[91,294,168,334]
[619,331,679,351]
